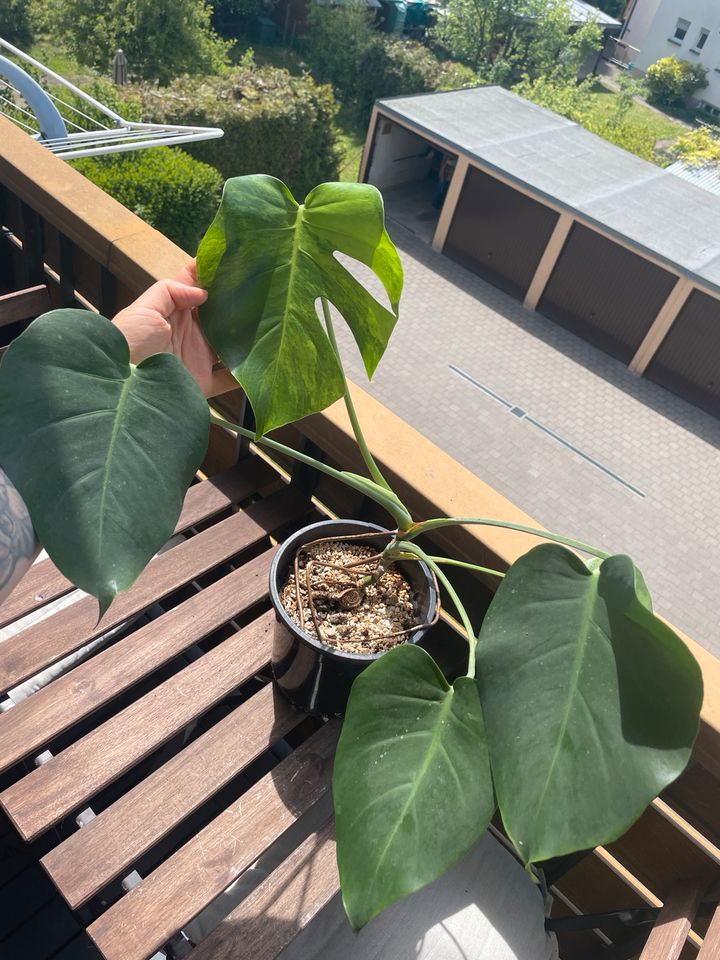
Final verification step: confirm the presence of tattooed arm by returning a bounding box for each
[0,467,40,607]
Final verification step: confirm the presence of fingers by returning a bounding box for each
[135,278,207,317]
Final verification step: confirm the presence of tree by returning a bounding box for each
[30,0,230,84]
[671,127,720,168]
[208,0,262,36]
[645,56,708,106]
[514,73,661,164]
[0,0,34,47]
[431,0,602,81]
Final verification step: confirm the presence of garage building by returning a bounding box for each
[360,86,720,418]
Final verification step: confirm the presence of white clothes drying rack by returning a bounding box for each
[0,37,223,159]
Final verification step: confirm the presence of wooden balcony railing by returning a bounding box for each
[1,115,720,960]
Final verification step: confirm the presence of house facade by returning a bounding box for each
[625,0,720,112]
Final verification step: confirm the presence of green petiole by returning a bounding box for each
[394,539,478,678]
[403,517,610,559]
[425,556,505,578]
[320,297,394,496]
[209,413,414,531]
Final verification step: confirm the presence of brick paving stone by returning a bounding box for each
[332,222,720,657]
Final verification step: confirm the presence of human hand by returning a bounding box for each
[112,261,237,398]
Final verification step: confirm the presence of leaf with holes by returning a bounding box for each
[334,643,495,931]
[476,544,703,865]
[196,175,402,437]
[0,310,209,616]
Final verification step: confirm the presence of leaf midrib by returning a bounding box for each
[366,687,456,900]
[263,206,310,420]
[528,573,597,844]
[96,370,134,586]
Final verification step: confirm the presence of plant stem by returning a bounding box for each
[209,413,414,530]
[320,297,393,494]
[396,540,478,679]
[403,517,610,560]
[426,557,505,579]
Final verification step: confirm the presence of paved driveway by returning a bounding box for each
[334,222,720,657]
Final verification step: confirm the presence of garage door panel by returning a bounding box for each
[444,166,559,300]
[646,289,720,417]
[538,224,677,363]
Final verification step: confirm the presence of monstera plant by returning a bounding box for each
[0,175,703,933]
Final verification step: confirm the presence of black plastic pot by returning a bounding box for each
[270,519,438,718]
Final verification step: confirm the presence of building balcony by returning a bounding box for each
[1,116,719,960]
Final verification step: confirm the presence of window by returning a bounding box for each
[674,18,690,41]
[696,28,710,50]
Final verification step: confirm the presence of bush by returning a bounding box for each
[0,0,34,47]
[671,127,720,167]
[645,56,708,106]
[72,148,223,253]
[303,4,477,122]
[132,63,341,199]
[30,0,230,84]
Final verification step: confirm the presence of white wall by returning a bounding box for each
[367,119,434,190]
[632,0,720,110]
[621,0,663,54]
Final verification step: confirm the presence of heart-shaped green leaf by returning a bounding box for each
[334,643,495,931]
[196,175,403,437]
[476,544,703,865]
[0,310,209,616]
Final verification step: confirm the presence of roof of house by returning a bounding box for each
[376,86,720,295]
[568,0,621,27]
[667,159,720,198]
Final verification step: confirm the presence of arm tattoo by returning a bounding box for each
[0,467,39,601]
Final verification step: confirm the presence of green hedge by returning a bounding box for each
[133,65,340,199]
[303,5,477,122]
[72,148,223,253]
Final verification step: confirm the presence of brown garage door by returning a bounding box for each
[444,166,559,300]
[645,289,720,417]
[538,224,678,363]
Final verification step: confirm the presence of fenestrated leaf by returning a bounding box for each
[196,175,403,437]
[334,643,495,932]
[0,310,209,616]
[476,544,703,865]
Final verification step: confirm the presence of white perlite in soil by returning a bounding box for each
[280,540,415,655]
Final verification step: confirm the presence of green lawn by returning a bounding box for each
[230,39,306,75]
[28,40,94,81]
[588,83,688,144]
[335,106,366,182]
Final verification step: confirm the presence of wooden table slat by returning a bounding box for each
[0,459,272,632]
[0,561,74,633]
[42,678,303,908]
[88,721,339,960]
[0,547,276,776]
[607,806,720,905]
[191,820,338,960]
[0,484,307,693]
[698,904,720,959]
[2,608,279,841]
[638,879,706,960]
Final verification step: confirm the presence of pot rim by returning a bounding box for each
[269,518,437,663]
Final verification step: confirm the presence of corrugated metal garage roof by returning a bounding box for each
[667,159,720,198]
[376,86,720,295]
